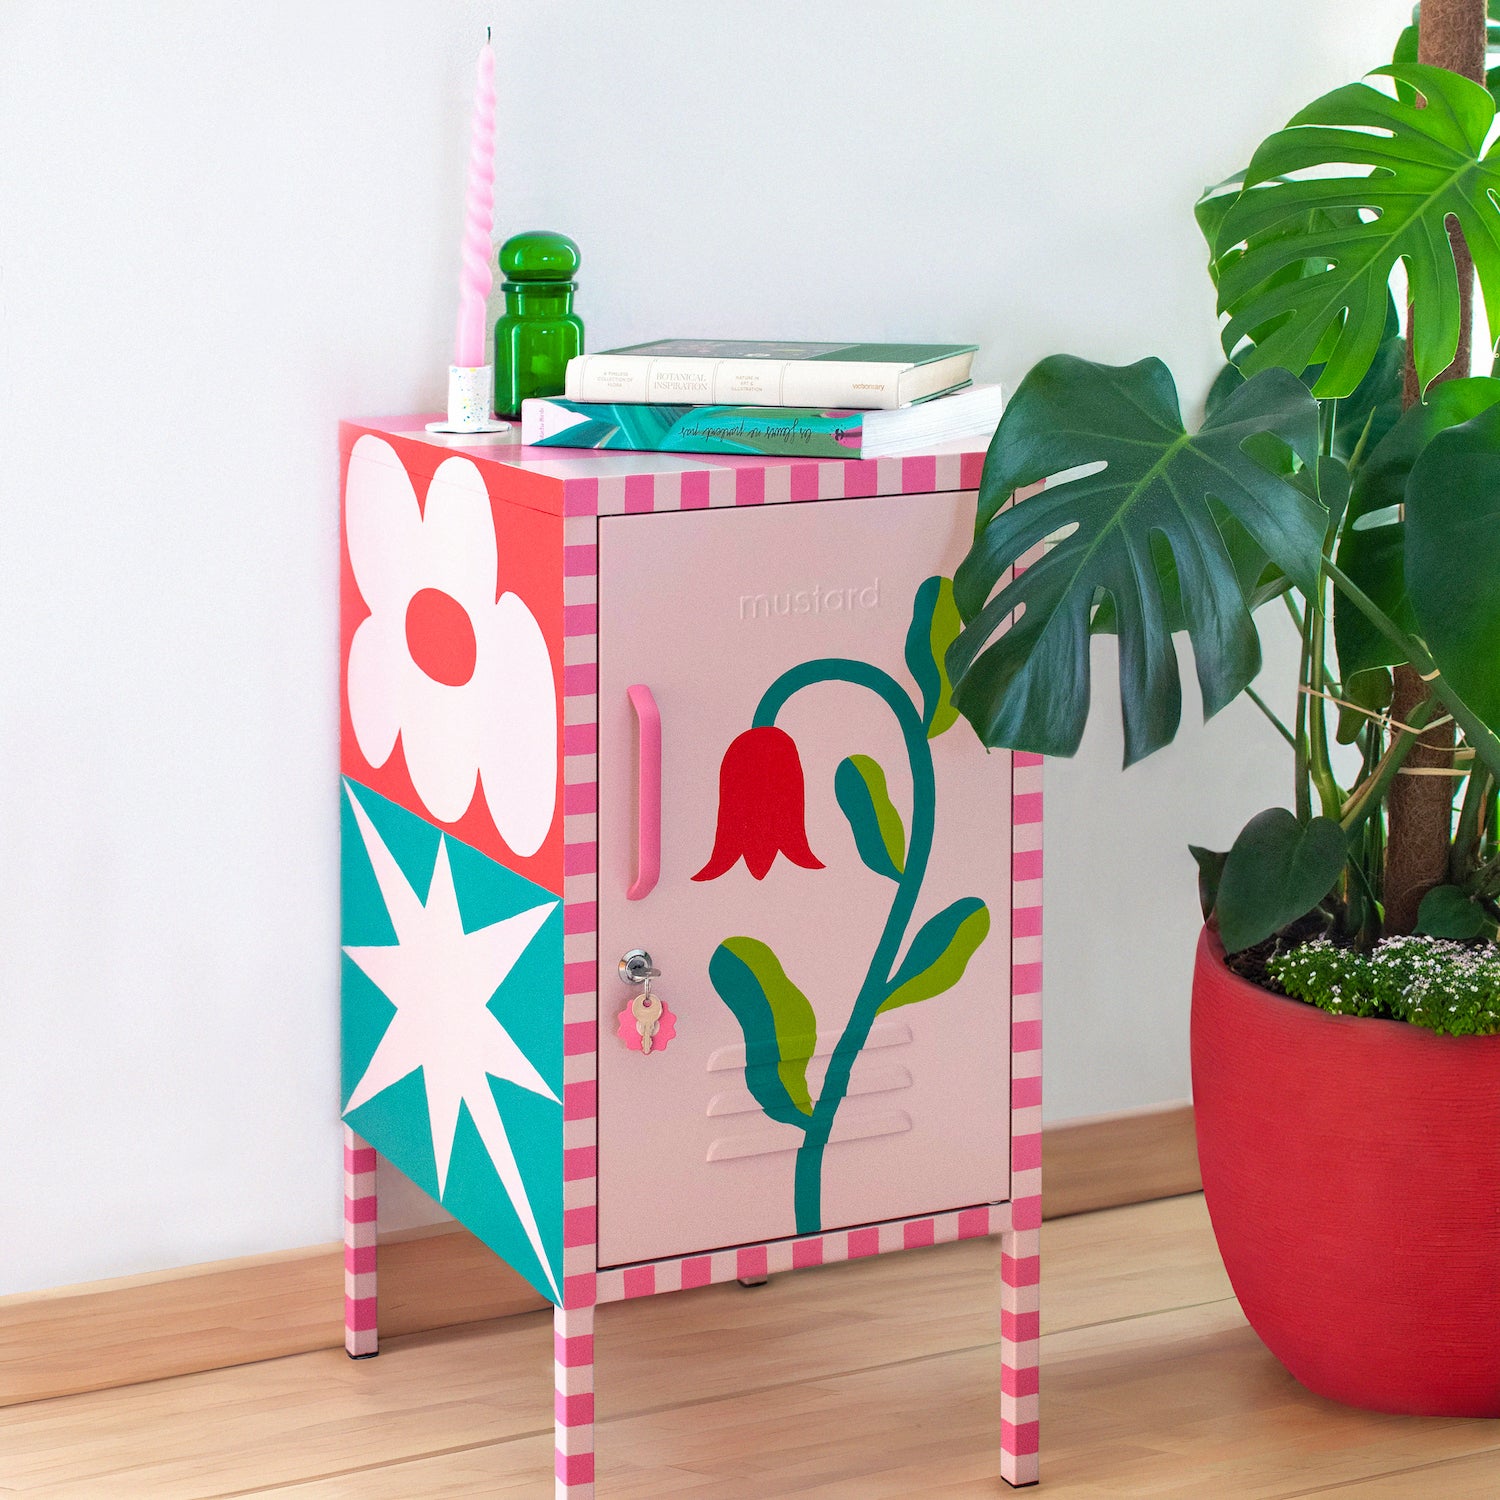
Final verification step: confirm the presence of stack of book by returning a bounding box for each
[519,339,1002,459]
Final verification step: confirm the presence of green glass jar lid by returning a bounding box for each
[499,230,580,282]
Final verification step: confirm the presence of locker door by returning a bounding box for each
[596,491,1011,1267]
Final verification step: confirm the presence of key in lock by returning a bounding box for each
[617,949,676,1055]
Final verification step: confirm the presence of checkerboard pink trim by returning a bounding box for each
[551,449,986,518]
[342,1127,378,1358]
[554,1304,595,1496]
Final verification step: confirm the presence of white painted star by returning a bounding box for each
[342,785,561,1298]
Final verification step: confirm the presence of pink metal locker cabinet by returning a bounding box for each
[338,420,1043,1494]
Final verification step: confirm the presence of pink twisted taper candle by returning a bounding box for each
[453,38,496,369]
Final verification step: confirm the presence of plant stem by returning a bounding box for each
[1307,590,1343,821]
[1245,686,1296,748]
[1324,557,1500,784]
[1346,407,1378,471]
[1340,696,1438,839]
[754,659,935,1235]
[1453,765,1496,884]
[1294,596,1314,824]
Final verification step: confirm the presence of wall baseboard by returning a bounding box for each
[1042,1100,1200,1219]
[2,1102,1199,1408]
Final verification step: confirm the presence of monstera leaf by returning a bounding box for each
[1216,64,1500,399]
[1216,808,1348,954]
[1197,173,1401,384]
[1405,403,1500,738]
[1334,376,1500,681]
[707,938,818,1123]
[879,898,990,1013]
[905,575,963,737]
[835,755,905,880]
[949,356,1323,765]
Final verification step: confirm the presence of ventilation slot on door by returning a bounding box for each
[704,1019,915,1163]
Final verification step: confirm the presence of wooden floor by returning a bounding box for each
[5,1195,1500,1498]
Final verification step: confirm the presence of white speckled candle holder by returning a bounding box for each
[426,364,510,434]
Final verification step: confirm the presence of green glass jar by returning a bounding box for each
[493,231,583,417]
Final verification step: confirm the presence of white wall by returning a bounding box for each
[0,0,1411,1294]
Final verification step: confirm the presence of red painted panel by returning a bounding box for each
[339,426,565,893]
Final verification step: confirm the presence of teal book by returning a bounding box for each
[564,339,979,410]
[521,385,1004,459]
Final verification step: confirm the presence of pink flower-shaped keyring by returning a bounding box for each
[617,988,677,1054]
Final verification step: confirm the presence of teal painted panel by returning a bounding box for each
[340,778,565,1303]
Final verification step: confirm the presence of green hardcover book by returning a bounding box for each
[564,339,979,410]
[521,385,1004,458]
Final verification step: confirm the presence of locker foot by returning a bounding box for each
[737,1276,770,1289]
[346,1350,379,1360]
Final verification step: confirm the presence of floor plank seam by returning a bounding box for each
[1275,1444,1500,1499]
[1047,1291,1238,1337]
[207,1431,554,1499]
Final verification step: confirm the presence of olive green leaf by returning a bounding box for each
[1334,376,1500,681]
[1216,64,1500,399]
[1405,403,1500,737]
[834,755,906,881]
[1416,885,1494,941]
[879,898,991,1013]
[948,356,1323,766]
[1216,808,1347,954]
[904,575,963,737]
[708,938,818,1121]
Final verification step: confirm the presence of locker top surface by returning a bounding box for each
[340,417,991,518]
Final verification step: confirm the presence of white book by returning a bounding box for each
[564,339,978,410]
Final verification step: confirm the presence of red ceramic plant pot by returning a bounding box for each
[1191,927,1500,1416]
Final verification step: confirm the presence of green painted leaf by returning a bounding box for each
[834,754,905,880]
[905,575,963,737]
[1189,844,1228,922]
[1216,808,1347,954]
[879,898,991,1013]
[948,356,1323,766]
[1334,377,1500,681]
[1416,885,1492,940]
[1216,64,1500,399]
[708,938,818,1121]
[1405,403,1500,738]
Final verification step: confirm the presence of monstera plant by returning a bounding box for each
[951,55,1500,967]
[944,9,1500,1417]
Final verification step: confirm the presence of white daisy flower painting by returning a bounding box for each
[342,434,559,871]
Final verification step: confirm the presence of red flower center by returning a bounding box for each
[404,588,477,687]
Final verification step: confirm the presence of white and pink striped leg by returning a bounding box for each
[1000,1225,1041,1486]
[555,1303,596,1497]
[343,1126,378,1358]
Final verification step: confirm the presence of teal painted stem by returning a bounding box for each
[753,659,936,1235]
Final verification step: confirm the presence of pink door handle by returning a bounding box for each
[626,685,661,900]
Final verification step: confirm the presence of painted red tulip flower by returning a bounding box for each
[693,725,825,881]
